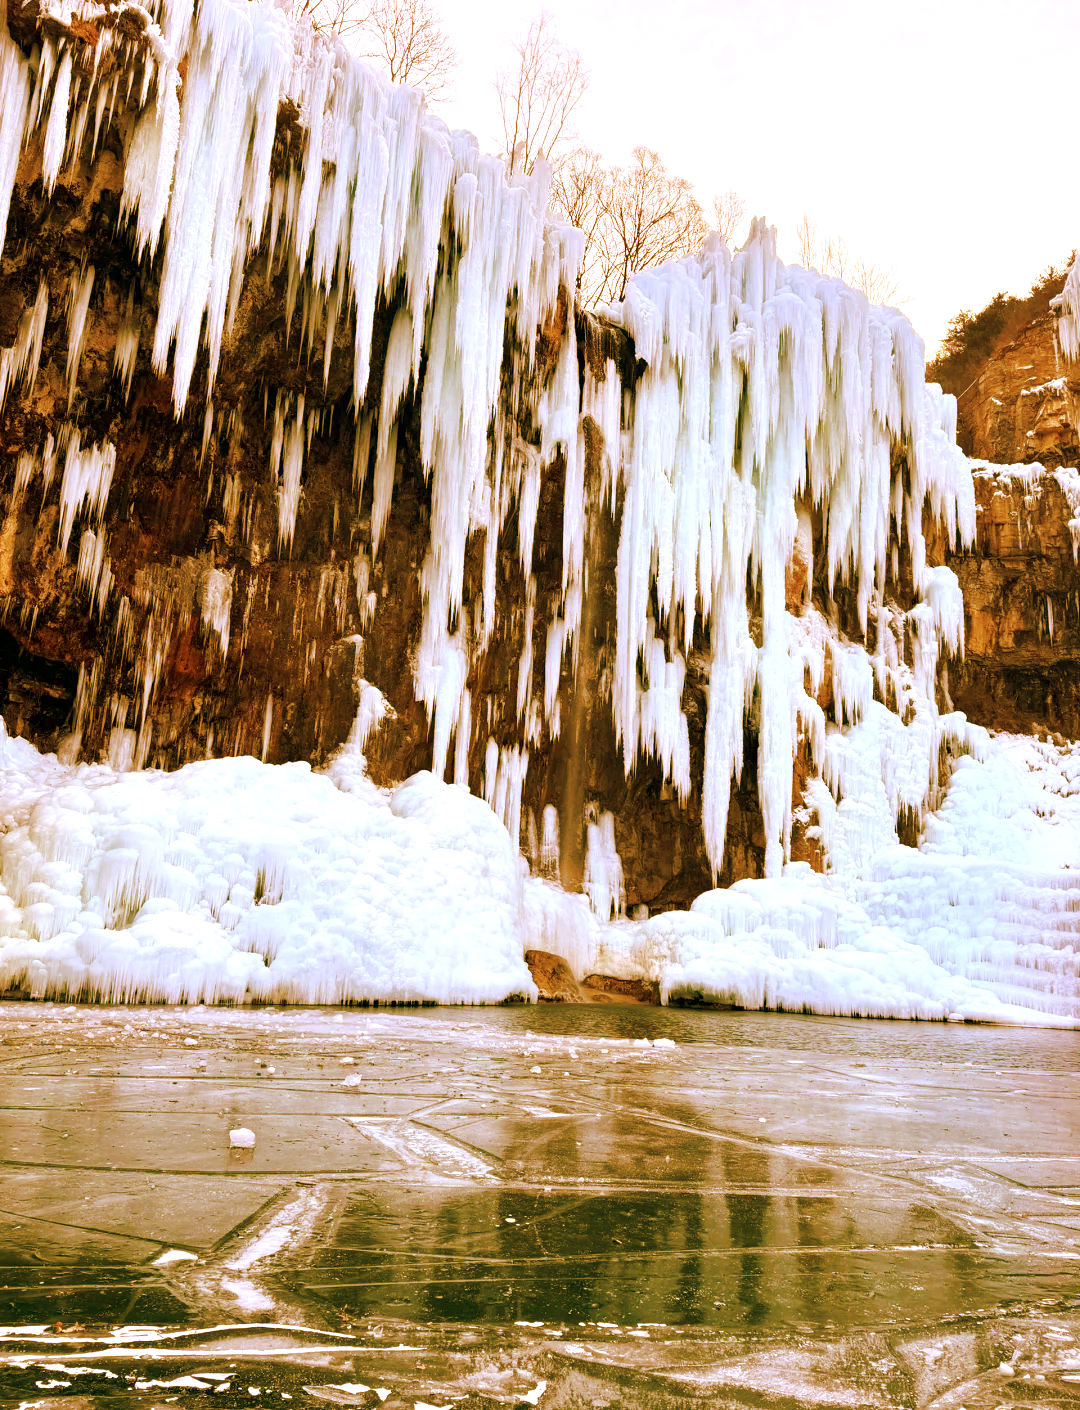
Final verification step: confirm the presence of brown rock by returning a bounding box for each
[581,973,661,1005]
[524,950,583,1003]
[965,311,1079,469]
[947,467,1080,737]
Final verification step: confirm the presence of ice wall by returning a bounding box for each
[0,0,974,890]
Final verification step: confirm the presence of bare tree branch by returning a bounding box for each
[496,12,588,177]
[795,212,904,306]
[295,0,370,49]
[598,147,707,303]
[712,190,746,248]
[361,0,456,97]
[297,0,456,99]
[549,146,607,295]
[796,213,816,271]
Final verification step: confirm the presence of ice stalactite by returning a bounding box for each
[583,810,625,922]
[199,567,234,661]
[65,264,95,409]
[0,280,48,413]
[1053,257,1080,364]
[606,224,975,876]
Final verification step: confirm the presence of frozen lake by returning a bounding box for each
[1,1001,1078,1406]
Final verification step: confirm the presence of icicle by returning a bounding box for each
[65,265,95,409]
[57,433,116,556]
[261,693,273,762]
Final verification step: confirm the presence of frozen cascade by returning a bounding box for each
[0,0,971,880]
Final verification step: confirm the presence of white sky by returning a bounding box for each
[428,0,1078,356]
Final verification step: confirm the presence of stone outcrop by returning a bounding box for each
[963,309,1079,469]
[948,466,1080,738]
[525,949,583,1002]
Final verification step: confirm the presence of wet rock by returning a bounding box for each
[524,950,583,1003]
[581,974,660,1005]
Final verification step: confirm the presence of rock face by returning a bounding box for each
[949,466,1080,738]
[965,310,1079,469]
[941,278,1080,740]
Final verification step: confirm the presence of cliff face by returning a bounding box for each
[939,269,1080,740]
[948,466,1080,738]
[963,308,1079,470]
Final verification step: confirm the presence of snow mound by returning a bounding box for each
[0,724,536,1005]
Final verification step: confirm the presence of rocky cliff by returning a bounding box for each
[963,308,1079,469]
[942,266,1080,740]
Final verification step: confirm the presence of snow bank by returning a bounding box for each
[0,724,536,1005]
[0,720,1077,1024]
[566,731,1080,1027]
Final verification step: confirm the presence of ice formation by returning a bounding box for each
[0,0,976,880]
[0,0,1075,1024]
[0,719,536,1004]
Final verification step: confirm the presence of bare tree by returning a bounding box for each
[712,189,746,248]
[496,13,588,177]
[795,212,903,305]
[298,0,456,99]
[796,212,816,270]
[361,0,456,96]
[549,146,607,294]
[296,0,369,46]
[851,254,902,306]
[596,147,707,304]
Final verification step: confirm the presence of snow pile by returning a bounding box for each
[552,729,1078,1026]
[0,723,536,1005]
[0,712,1077,1022]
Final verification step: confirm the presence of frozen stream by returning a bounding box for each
[0,1001,1079,1407]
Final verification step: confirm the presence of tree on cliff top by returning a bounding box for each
[927,255,1074,454]
[496,12,588,177]
[712,190,747,249]
[300,0,457,99]
[795,213,903,306]
[593,148,708,304]
[493,13,732,306]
